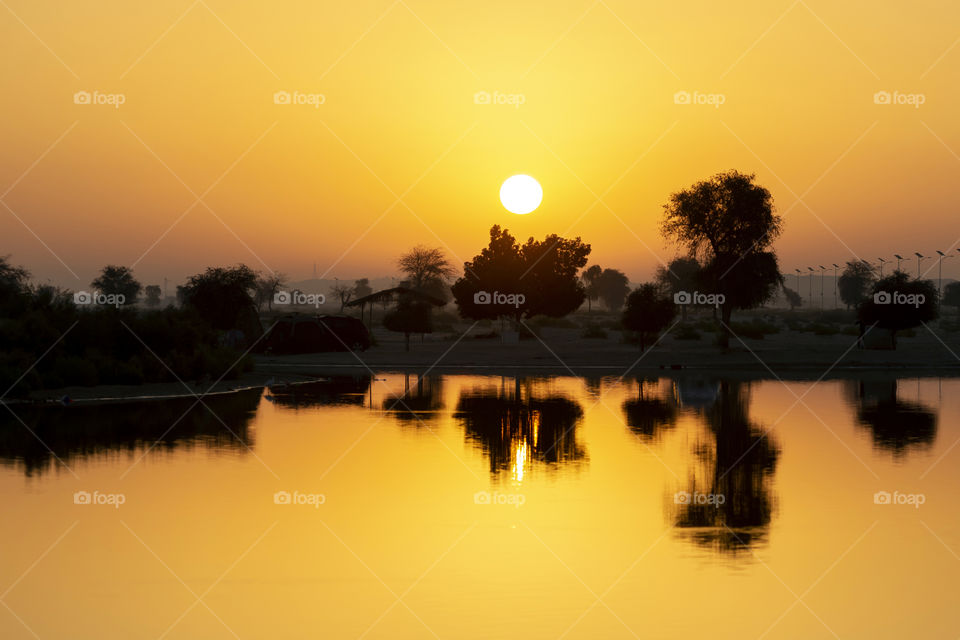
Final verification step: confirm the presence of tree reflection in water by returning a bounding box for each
[0,387,262,477]
[846,378,937,458]
[668,380,780,554]
[454,378,585,479]
[622,378,678,441]
[382,374,444,424]
[264,375,371,409]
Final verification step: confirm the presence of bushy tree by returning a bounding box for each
[655,256,701,320]
[179,265,262,344]
[451,226,591,322]
[782,285,802,310]
[384,295,432,351]
[838,260,876,310]
[91,265,141,306]
[254,272,286,311]
[858,272,938,348]
[353,278,373,299]
[144,285,162,308]
[622,283,677,350]
[661,171,783,346]
[596,268,630,311]
[581,265,602,312]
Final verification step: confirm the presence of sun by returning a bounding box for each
[500,174,542,215]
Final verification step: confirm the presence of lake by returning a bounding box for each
[1,373,958,638]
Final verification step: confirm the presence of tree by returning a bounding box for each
[451,225,591,323]
[661,170,783,347]
[655,257,701,320]
[329,281,353,311]
[383,294,432,351]
[398,246,457,301]
[858,272,938,348]
[596,268,630,311]
[179,265,262,345]
[837,260,876,310]
[254,272,286,311]
[0,255,30,316]
[353,278,373,299]
[621,283,677,351]
[581,265,602,312]
[144,285,162,308]
[941,281,960,313]
[782,285,802,310]
[91,265,141,306]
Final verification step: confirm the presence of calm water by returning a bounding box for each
[1,374,958,639]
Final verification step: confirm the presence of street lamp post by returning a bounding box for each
[794,268,801,295]
[936,251,954,309]
[807,267,815,306]
[832,263,839,308]
[819,265,827,309]
[878,257,888,278]
[894,254,904,272]
[915,252,926,279]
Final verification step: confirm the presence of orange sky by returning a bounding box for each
[2,0,960,289]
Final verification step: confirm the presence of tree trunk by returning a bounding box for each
[719,304,733,348]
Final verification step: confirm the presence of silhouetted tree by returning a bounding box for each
[398,246,456,302]
[596,268,630,311]
[661,171,783,347]
[782,285,802,310]
[848,379,937,458]
[92,265,141,306]
[451,225,591,322]
[254,272,286,311]
[329,281,353,311]
[838,260,876,310]
[621,283,677,350]
[858,272,938,348]
[581,264,602,312]
[144,285,162,308]
[179,265,262,344]
[655,257,701,321]
[0,255,30,316]
[353,278,373,299]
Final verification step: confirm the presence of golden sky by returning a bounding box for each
[2,0,960,288]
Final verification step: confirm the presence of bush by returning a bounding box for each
[580,323,608,339]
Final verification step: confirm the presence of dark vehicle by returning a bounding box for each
[261,314,371,354]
